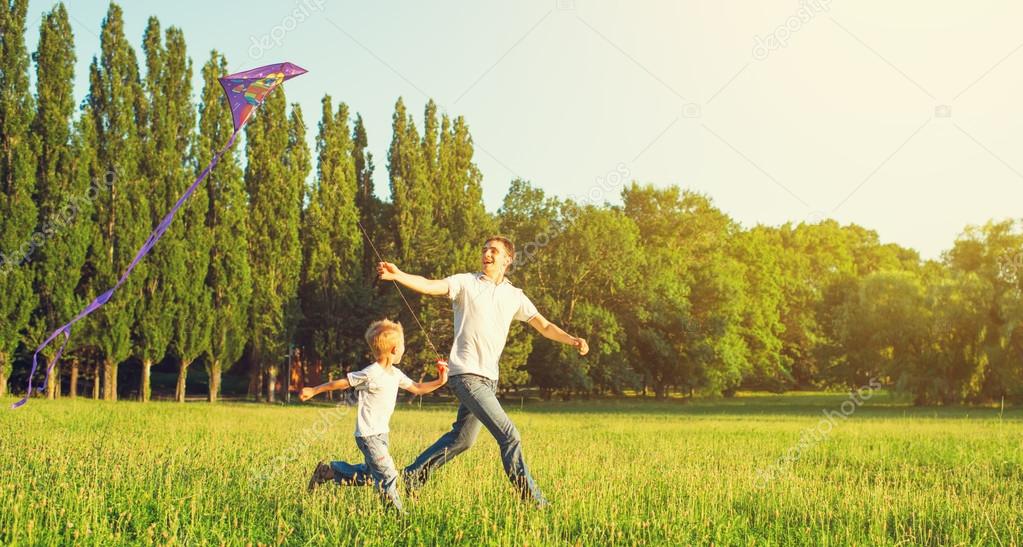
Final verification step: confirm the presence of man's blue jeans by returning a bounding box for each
[404,374,546,504]
[331,433,403,512]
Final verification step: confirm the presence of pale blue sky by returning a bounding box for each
[24,0,1023,259]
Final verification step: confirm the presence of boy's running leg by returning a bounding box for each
[329,460,372,486]
[308,461,335,492]
[358,433,403,512]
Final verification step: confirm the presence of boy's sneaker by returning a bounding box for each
[307,461,335,492]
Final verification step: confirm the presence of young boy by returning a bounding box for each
[300,319,448,511]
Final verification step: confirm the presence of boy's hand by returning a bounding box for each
[436,359,449,384]
[377,261,402,281]
[574,337,589,356]
[299,387,316,402]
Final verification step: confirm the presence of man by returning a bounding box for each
[377,236,588,506]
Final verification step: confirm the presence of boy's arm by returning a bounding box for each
[403,362,449,396]
[377,262,448,296]
[299,378,351,401]
[528,314,589,355]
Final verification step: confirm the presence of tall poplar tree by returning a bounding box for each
[0,0,37,397]
[352,113,382,282]
[386,98,447,370]
[73,106,101,399]
[246,91,304,402]
[136,16,175,401]
[201,51,250,403]
[388,97,437,271]
[162,27,210,403]
[86,3,149,400]
[30,3,90,399]
[300,96,363,369]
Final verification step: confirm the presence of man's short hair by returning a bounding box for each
[365,319,404,359]
[485,236,515,260]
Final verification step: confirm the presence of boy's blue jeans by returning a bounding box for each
[403,373,546,504]
[330,433,403,512]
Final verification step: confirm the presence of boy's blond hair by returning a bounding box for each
[365,319,404,359]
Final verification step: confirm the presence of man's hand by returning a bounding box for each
[299,387,316,402]
[529,314,590,356]
[376,263,448,295]
[574,337,589,356]
[377,261,402,281]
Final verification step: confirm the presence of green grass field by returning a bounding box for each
[1,392,1021,545]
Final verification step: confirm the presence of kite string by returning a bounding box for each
[356,219,443,360]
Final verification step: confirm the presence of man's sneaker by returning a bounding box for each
[401,469,422,500]
[307,461,335,492]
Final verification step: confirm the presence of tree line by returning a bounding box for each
[2,2,1021,405]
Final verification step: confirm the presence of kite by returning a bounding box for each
[12,62,307,409]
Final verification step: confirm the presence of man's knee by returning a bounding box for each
[497,423,521,448]
[451,425,481,452]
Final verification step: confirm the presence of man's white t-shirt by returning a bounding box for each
[445,272,540,381]
[347,362,414,437]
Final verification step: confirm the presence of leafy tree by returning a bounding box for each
[622,184,746,397]
[497,179,564,389]
[946,220,1023,403]
[730,227,788,391]
[526,202,641,396]
[833,271,929,394]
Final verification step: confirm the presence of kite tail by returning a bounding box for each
[11,128,242,409]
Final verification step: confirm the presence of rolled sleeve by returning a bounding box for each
[514,291,540,322]
[398,371,414,390]
[445,273,469,301]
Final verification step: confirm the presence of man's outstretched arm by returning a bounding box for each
[528,314,589,355]
[377,261,448,296]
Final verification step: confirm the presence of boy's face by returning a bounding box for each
[390,338,405,364]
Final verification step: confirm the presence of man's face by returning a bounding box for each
[482,240,512,273]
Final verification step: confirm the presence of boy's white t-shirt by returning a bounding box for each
[347,362,414,437]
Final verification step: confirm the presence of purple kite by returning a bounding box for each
[12,62,307,409]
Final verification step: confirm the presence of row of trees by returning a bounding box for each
[2,2,1021,405]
